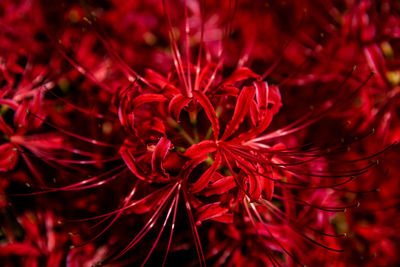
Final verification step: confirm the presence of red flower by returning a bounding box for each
[0,1,398,266]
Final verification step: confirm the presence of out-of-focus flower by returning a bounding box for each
[0,209,113,267]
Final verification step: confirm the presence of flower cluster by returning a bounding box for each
[0,0,399,266]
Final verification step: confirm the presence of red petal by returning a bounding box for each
[118,95,134,129]
[151,137,171,177]
[234,83,281,142]
[0,243,40,256]
[210,172,225,183]
[213,86,239,97]
[120,143,148,181]
[202,175,235,196]
[262,166,274,200]
[211,213,234,224]
[183,140,217,159]
[145,68,168,88]
[232,154,262,200]
[196,202,229,225]
[168,94,191,121]
[221,85,256,141]
[193,90,220,140]
[190,151,221,193]
[254,81,268,121]
[132,94,167,108]
[30,90,45,129]
[163,152,185,174]
[180,154,210,182]
[147,117,166,135]
[223,67,260,85]
[249,100,258,126]
[245,170,262,201]
[268,84,282,115]
[0,143,18,172]
[14,90,45,130]
[364,45,387,86]
[0,117,13,136]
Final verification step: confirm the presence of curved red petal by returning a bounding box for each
[168,94,191,121]
[190,151,221,193]
[223,67,260,85]
[221,85,256,141]
[193,90,220,140]
[0,143,18,172]
[151,137,171,177]
[120,143,148,181]
[132,94,167,108]
[196,202,229,225]
[183,140,217,159]
[202,175,235,197]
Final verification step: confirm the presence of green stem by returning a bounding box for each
[167,117,195,145]
[189,111,199,144]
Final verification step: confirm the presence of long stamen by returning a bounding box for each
[25,110,120,148]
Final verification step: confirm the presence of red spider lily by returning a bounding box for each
[282,0,400,143]
[0,210,68,266]
[0,89,49,181]
[0,0,399,266]
[338,0,400,143]
[0,0,49,54]
[0,209,114,267]
[0,56,80,185]
[329,139,400,266]
[282,2,400,265]
[39,1,372,265]
[205,184,348,267]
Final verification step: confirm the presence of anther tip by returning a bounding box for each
[83,17,92,25]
